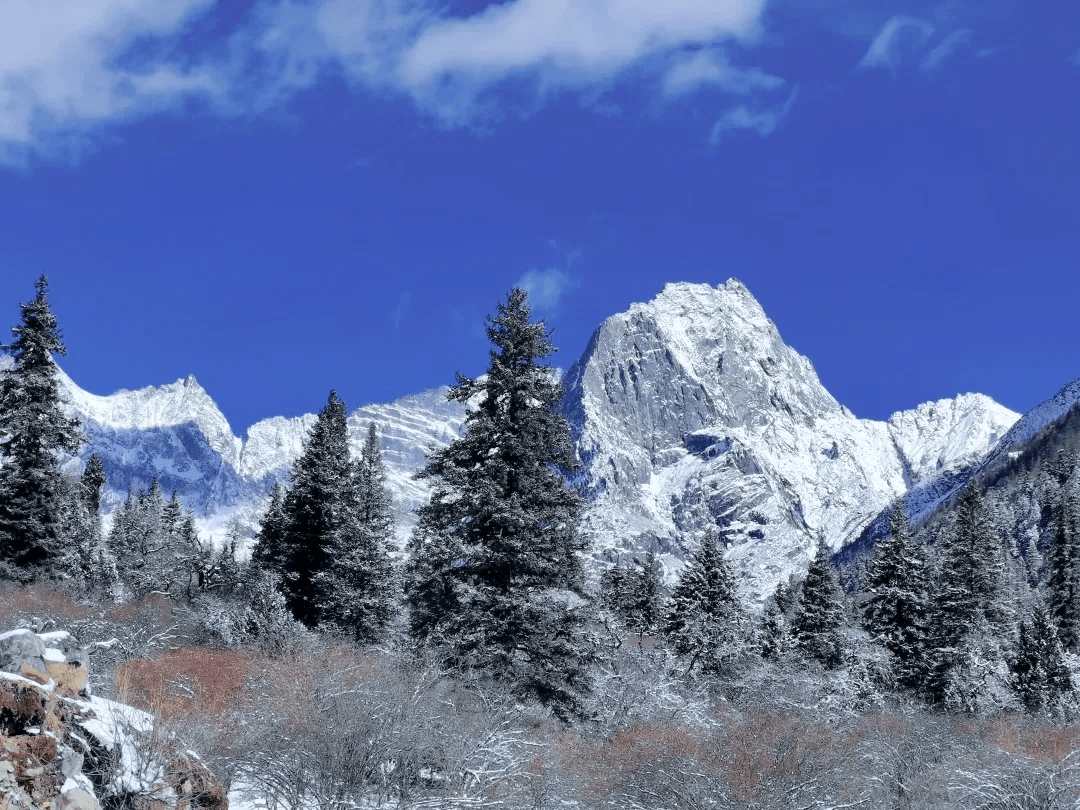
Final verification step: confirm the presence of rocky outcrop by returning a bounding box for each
[0,628,225,810]
[560,281,1020,599]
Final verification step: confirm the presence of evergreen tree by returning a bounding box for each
[759,590,790,660]
[926,482,1003,702]
[861,504,931,688]
[630,548,663,640]
[1048,491,1080,652]
[663,535,742,675]
[318,422,396,643]
[404,288,591,717]
[58,456,110,591]
[792,541,845,669]
[276,391,352,627]
[0,276,83,576]
[599,556,634,619]
[251,482,289,573]
[1011,604,1074,715]
[108,480,204,599]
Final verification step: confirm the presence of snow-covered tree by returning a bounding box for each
[108,481,205,599]
[0,275,83,577]
[663,535,743,675]
[276,390,353,627]
[793,541,845,669]
[318,422,397,643]
[1048,490,1080,652]
[862,504,931,688]
[926,483,1005,702]
[1010,603,1074,716]
[405,288,592,717]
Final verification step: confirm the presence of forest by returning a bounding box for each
[2,275,1080,809]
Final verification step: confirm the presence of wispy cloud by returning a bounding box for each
[858,15,935,71]
[662,47,784,98]
[0,0,221,164]
[515,266,581,315]
[391,291,411,329]
[709,87,799,142]
[921,29,972,72]
[0,0,781,159]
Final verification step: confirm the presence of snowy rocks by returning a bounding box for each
[0,627,225,810]
[560,280,1020,600]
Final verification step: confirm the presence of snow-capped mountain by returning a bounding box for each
[2,280,1025,599]
[560,281,1019,598]
[47,365,467,545]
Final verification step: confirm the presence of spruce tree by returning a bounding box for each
[277,391,352,627]
[1011,604,1074,715]
[631,548,663,640]
[0,276,83,576]
[793,541,845,669]
[926,482,1002,702]
[404,288,591,717]
[1048,491,1080,652]
[318,422,396,642]
[663,535,742,675]
[251,482,289,573]
[861,504,930,688]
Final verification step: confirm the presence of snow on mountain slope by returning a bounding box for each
[887,394,1017,486]
[561,281,1019,599]
[1,282,1020,598]
[40,364,467,543]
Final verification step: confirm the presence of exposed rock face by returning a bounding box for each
[560,281,1019,599]
[0,628,224,810]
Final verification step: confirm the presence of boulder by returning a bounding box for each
[0,627,226,810]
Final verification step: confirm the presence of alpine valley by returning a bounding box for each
[35,280,1080,601]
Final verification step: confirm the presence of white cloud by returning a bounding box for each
[709,87,798,142]
[921,29,972,72]
[515,267,581,314]
[662,48,784,98]
[0,0,221,162]
[258,0,771,124]
[858,15,935,71]
[0,0,779,158]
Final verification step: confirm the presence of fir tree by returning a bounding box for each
[792,541,845,669]
[277,391,352,627]
[319,422,396,643]
[251,482,289,573]
[1048,491,1080,652]
[861,504,931,688]
[630,548,663,640]
[0,276,83,576]
[759,591,790,660]
[405,288,591,717]
[1011,604,1074,715]
[926,482,1003,702]
[663,535,742,675]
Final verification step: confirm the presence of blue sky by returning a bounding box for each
[0,0,1077,433]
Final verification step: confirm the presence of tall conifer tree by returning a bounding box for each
[405,288,591,717]
[793,541,845,669]
[1048,491,1080,652]
[862,504,931,688]
[663,535,742,674]
[277,391,352,627]
[318,422,397,642]
[926,482,1002,701]
[0,276,82,576]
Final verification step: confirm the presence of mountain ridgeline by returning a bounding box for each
[15,279,1079,599]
